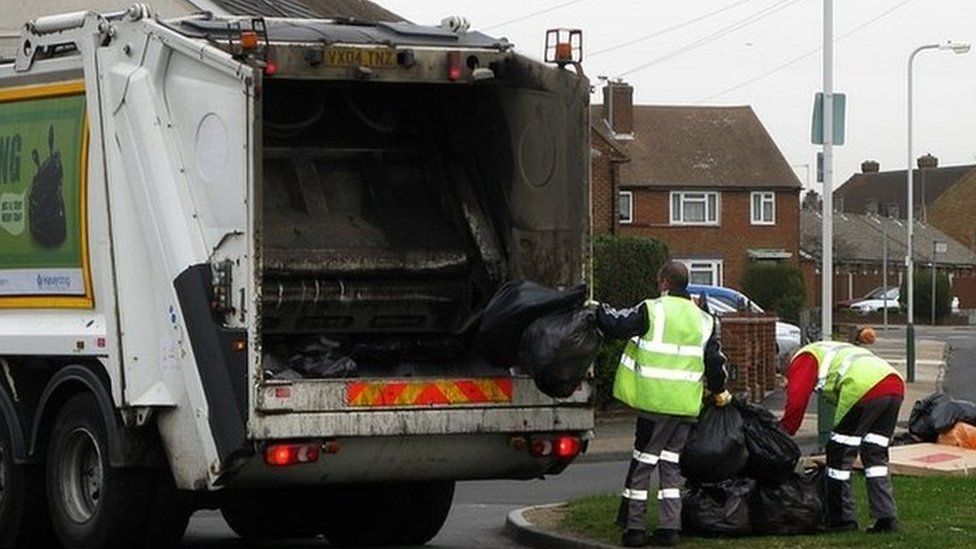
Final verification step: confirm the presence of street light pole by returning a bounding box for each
[905,41,970,382]
[931,240,937,326]
[882,219,889,332]
[821,0,833,343]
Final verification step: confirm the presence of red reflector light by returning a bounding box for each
[447,51,463,81]
[528,435,582,459]
[264,61,278,76]
[529,439,552,457]
[265,443,320,467]
[554,436,582,459]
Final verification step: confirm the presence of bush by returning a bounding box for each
[592,235,669,307]
[899,269,952,320]
[739,262,807,323]
[591,235,669,409]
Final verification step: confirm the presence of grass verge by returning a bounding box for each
[558,475,976,548]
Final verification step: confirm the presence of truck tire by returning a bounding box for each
[0,415,57,548]
[45,393,153,549]
[394,481,455,545]
[220,489,323,539]
[323,481,454,546]
[142,471,192,548]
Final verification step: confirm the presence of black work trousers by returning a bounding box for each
[825,395,902,525]
[616,414,692,532]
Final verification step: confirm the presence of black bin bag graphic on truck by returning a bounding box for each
[29,125,67,248]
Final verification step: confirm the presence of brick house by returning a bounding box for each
[799,208,976,309]
[590,115,629,235]
[835,158,976,252]
[591,82,802,289]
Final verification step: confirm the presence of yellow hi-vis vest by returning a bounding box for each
[793,342,902,426]
[612,296,714,417]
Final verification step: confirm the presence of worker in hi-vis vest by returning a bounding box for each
[780,327,903,533]
[594,261,729,548]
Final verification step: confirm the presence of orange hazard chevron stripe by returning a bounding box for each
[346,377,514,407]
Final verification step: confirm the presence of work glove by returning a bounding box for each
[713,389,733,408]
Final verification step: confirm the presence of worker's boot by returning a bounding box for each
[867,518,900,533]
[621,529,647,547]
[648,528,680,547]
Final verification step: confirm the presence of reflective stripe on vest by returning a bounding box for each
[612,296,713,417]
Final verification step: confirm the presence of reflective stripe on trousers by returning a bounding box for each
[617,416,690,532]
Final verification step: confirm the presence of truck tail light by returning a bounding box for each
[529,439,552,457]
[528,435,582,459]
[554,436,582,458]
[265,442,320,467]
[447,51,463,81]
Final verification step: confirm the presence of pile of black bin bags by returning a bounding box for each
[907,392,976,442]
[477,280,603,398]
[680,400,825,537]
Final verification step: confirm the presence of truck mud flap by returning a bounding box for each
[174,264,248,461]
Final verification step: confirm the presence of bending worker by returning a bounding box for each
[780,327,903,533]
[595,261,729,548]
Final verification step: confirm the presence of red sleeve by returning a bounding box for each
[780,353,818,436]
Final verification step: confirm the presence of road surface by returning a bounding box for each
[180,460,630,548]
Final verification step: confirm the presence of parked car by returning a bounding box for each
[686,284,802,363]
[840,285,898,310]
[850,287,900,313]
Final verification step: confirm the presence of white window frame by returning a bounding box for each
[618,191,634,224]
[751,191,776,225]
[681,259,724,286]
[670,191,720,225]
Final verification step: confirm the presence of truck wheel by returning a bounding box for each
[323,481,454,546]
[0,415,57,548]
[394,481,455,545]
[220,489,322,539]
[142,471,192,548]
[46,393,153,549]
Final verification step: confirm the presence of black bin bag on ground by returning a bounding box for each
[680,404,748,483]
[750,472,823,535]
[908,392,976,441]
[681,478,755,537]
[517,308,603,398]
[477,281,586,367]
[737,401,801,482]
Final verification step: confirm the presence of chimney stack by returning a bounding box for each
[861,160,880,173]
[917,153,938,169]
[602,80,634,136]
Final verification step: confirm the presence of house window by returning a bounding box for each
[618,191,633,224]
[683,260,723,286]
[670,191,719,225]
[751,191,775,225]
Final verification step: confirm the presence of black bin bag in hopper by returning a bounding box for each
[680,404,748,483]
[681,478,755,537]
[477,281,585,367]
[517,308,603,398]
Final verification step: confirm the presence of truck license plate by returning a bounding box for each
[324,47,396,68]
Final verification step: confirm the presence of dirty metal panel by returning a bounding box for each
[250,405,594,439]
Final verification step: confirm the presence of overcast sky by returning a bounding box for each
[381,0,976,193]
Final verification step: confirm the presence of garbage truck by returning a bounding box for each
[0,5,591,547]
